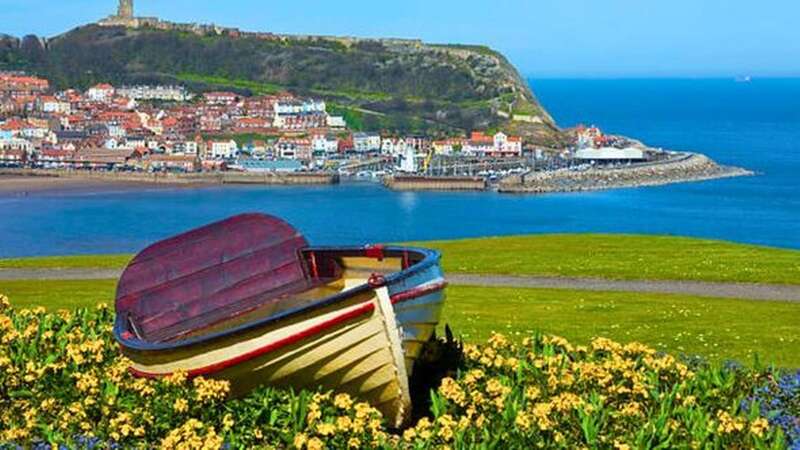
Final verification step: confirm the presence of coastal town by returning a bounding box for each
[0,0,752,192]
[0,71,528,174]
[0,70,751,192]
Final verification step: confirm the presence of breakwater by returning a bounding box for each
[384,175,487,191]
[0,169,339,186]
[498,153,753,194]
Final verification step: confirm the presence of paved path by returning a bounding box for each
[1,269,799,303]
[449,274,800,303]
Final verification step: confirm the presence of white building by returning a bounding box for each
[312,135,339,156]
[117,85,192,102]
[39,97,71,114]
[327,115,347,129]
[353,132,381,153]
[207,140,239,159]
[86,83,116,102]
[574,147,645,161]
[274,99,326,116]
[399,145,417,173]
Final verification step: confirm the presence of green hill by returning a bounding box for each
[0,25,564,143]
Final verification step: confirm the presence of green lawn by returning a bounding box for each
[0,279,117,310]
[418,234,800,285]
[3,235,800,285]
[0,254,132,270]
[2,279,798,368]
[442,285,800,368]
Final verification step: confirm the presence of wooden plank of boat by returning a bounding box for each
[123,286,412,427]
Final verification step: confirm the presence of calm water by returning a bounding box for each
[1,78,798,257]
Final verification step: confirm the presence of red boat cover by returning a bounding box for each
[116,213,311,342]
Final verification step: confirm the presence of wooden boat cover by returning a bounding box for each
[116,213,312,343]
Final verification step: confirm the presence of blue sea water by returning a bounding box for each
[1,78,798,257]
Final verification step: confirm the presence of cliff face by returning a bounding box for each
[0,25,564,145]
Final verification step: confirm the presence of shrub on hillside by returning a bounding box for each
[0,294,793,449]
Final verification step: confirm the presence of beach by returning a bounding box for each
[0,175,167,196]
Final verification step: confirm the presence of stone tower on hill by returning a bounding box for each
[118,0,133,19]
[100,0,158,27]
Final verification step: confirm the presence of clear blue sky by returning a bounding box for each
[1,0,798,78]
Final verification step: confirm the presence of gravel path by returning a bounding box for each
[1,269,799,303]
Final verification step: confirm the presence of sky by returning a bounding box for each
[1,0,799,78]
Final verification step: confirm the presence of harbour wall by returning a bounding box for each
[498,153,753,194]
[384,175,487,191]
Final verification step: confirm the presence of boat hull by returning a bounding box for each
[123,287,412,427]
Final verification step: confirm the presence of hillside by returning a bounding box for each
[0,25,565,144]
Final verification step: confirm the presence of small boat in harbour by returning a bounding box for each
[114,213,446,427]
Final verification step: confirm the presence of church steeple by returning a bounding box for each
[118,0,133,19]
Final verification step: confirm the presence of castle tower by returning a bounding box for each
[118,0,133,19]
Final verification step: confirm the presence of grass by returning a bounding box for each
[3,235,800,285]
[442,285,800,368]
[0,254,132,270]
[417,234,800,285]
[0,279,117,310]
[2,279,798,368]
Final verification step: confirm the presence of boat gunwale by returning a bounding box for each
[114,245,443,352]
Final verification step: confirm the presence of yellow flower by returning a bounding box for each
[293,432,308,449]
[439,377,467,406]
[620,401,642,417]
[0,294,10,310]
[222,413,234,430]
[193,377,230,402]
[336,416,352,432]
[716,410,746,434]
[403,427,417,442]
[306,437,324,450]
[347,437,361,448]
[515,412,532,431]
[613,440,631,450]
[164,370,189,386]
[333,392,354,410]
[174,398,189,413]
[750,417,770,437]
[316,422,336,436]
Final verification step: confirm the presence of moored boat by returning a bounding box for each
[114,213,446,427]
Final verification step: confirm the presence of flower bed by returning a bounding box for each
[0,294,795,449]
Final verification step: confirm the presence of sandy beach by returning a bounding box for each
[0,175,196,196]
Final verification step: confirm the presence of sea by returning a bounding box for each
[1,78,798,257]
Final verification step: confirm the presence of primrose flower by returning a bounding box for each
[0,294,10,311]
[293,433,308,449]
[193,376,230,402]
[749,417,770,437]
[439,377,467,406]
[306,437,324,450]
[315,422,336,436]
[333,392,353,410]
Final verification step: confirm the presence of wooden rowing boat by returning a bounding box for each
[113,213,446,427]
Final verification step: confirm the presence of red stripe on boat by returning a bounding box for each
[128,301,376,379]
[127,280,447,379]
[390,280,448,305]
